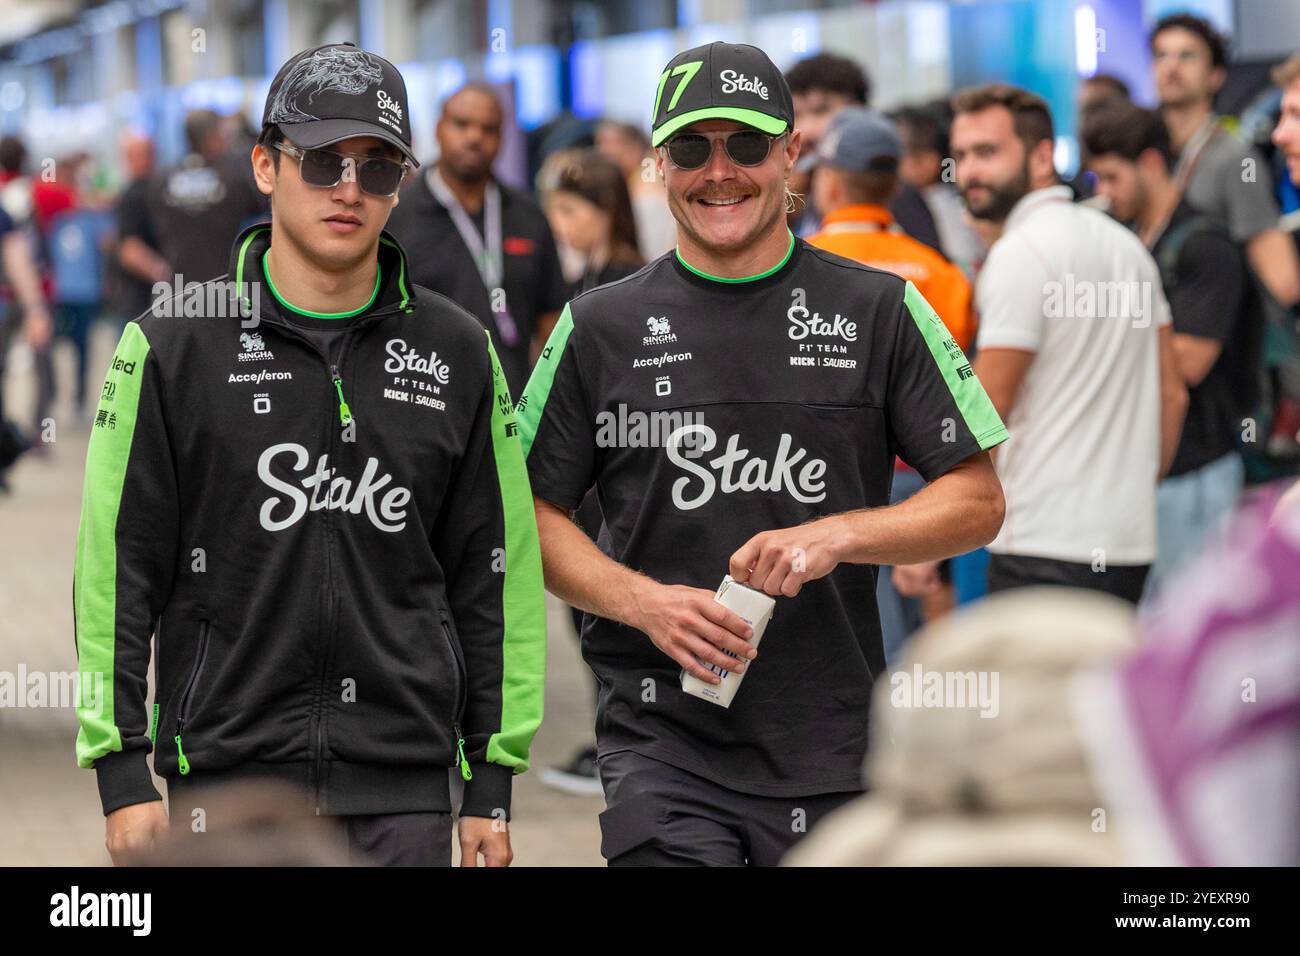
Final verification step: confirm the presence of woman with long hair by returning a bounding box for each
[544,150,644,296]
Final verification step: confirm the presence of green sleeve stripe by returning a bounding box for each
[73,322,151,768]
[903,281,1008,449]
[516,303,575,459]
[483,332,547,772]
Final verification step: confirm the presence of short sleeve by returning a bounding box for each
[887,281,1009,481]
[975,236,1051,352]
[116,183,153,243]
[516,303,597,509]
[1218,144,1279,244]
[1170,229,1242,341]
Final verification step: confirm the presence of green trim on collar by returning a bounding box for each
[675,229,794,283]
[379,235,411,309]
[261,250,381,319]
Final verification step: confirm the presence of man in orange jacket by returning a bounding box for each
[807,107,977,662]
[807,107,975,352]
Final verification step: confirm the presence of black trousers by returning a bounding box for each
[986,552,1150,605]
[339,812,453,866]
[167,780,453,866]
[597,749,859,867]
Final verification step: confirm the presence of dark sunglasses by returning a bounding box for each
[275,143,409,197]
[664,130,779,170]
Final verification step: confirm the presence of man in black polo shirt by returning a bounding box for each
[146,109,268,284]
[518,42,1008,867]
[387,83,568,397]
[1083,104,1250,593]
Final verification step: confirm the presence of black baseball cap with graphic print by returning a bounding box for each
[650,41,794,148]
[262,42,419,167]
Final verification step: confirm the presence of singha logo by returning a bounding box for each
[237,330,273,363]
[642,316,677,346]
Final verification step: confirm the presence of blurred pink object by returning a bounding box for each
[1074,482,1300,866]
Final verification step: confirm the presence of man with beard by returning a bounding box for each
[949,83,1187,602]
[519,42,1008,866]
[1151,13,1299,311]
[386,83,568,397]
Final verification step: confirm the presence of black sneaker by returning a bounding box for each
[0,419,30,471]
[538,745,603,796]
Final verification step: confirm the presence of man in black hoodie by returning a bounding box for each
[74,43,546,867]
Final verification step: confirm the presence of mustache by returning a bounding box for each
[687,187,755,202]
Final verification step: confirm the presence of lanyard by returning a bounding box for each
[1172,115,1220,194]
[427,167,520,346]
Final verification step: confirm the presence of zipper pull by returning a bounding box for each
[175,734,190,775]
[330,365,354,426]
[453,723,473,781]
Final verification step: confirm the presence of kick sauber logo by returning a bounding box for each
[643,316,677,346]
[237,331,274,363]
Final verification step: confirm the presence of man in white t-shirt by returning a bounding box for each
[948,83,1187,602]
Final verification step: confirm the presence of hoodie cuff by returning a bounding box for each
[96,749,163,816]
[460,763,513,821]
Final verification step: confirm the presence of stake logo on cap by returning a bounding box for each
[650,42,794,148]
[262,42,419,167]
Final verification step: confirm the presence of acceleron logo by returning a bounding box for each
[49,885,151,936]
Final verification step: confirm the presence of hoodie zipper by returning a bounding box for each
[442,621,472,781]
[330,365,353,427]
[310,339,357,814]
[238,280,414,814]
[174,619,211,776]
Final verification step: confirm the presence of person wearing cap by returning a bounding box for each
[386,82,569,399]
[807,108,974,351]
[518,41,1008,866]
[72,43,546,867]
[785,52,944,255]
[805,107,977,663]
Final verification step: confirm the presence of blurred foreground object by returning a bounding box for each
[786,588,1137,866]
[137,782,351,866]
[1073,482,1300,867]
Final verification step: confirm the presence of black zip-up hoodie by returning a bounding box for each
[73,223,546,819]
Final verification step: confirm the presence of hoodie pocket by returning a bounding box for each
[441,619,472,780]
[174,619,211,776]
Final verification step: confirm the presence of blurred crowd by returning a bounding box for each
[2,10,1297,865]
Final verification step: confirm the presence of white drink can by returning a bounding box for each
[679,576,776,708]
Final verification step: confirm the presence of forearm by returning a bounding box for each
[119,237,168,285]
[535,497,656,629]
[1248,230,1300,308]
[1158,384,1188,480]
[2,233,46,311]
[831,457,1004,566]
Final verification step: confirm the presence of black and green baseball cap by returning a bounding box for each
[650,42,794,148]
